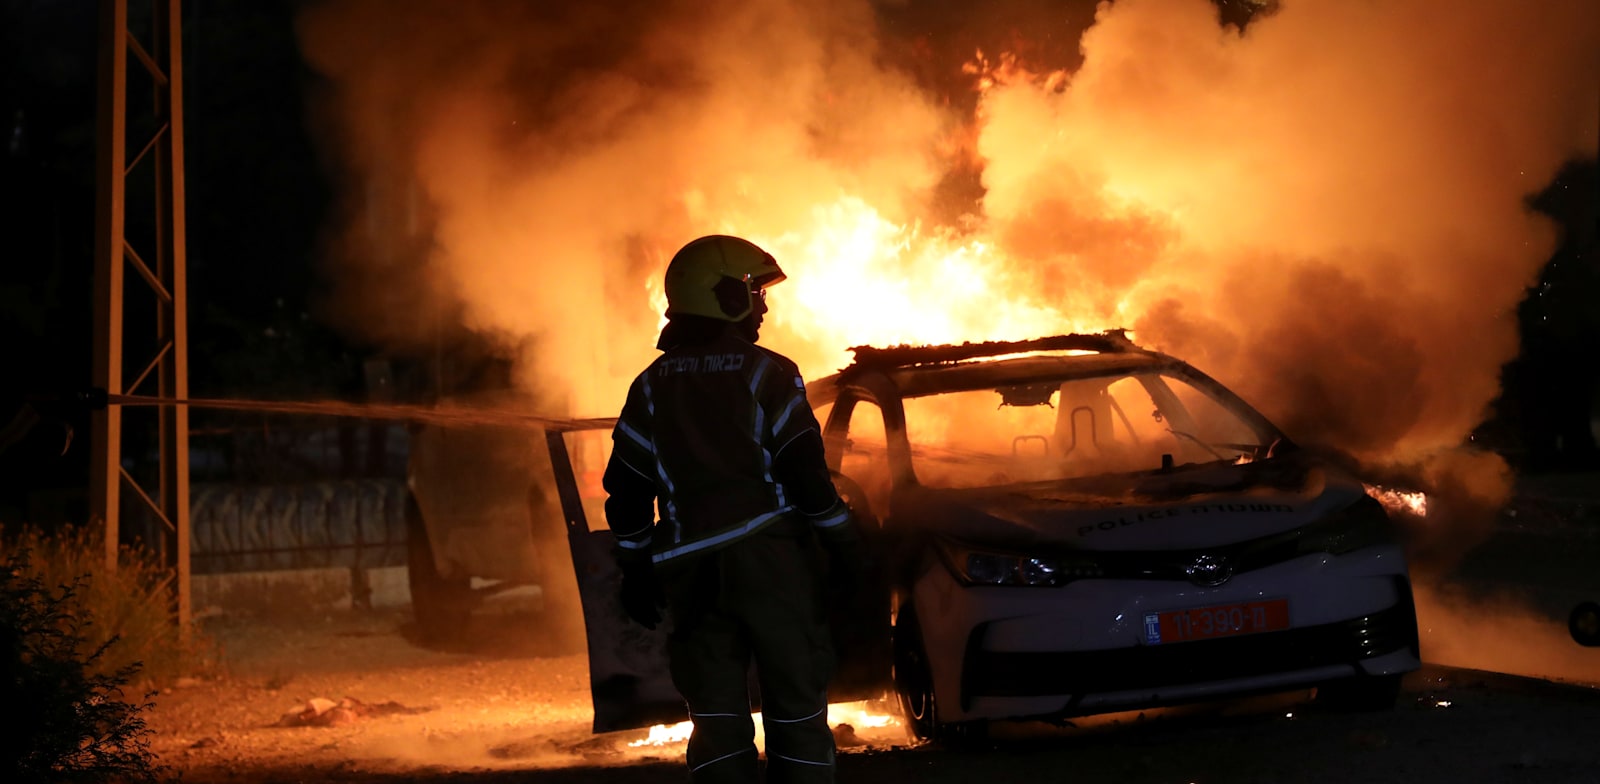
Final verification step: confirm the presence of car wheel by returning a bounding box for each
[1315,673,1403,712]
[893,607,934,737]
[406,491,474,643]
[894,606,988,747]
[1570,602,1600,647]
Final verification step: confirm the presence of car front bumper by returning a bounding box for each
[907,545,1422,722]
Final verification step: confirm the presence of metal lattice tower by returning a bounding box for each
[90,0,191,629]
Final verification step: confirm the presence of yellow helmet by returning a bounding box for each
[662,235,787,322]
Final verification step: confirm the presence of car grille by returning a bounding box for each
[1091,532,1310,581]
[963,587,1418,703]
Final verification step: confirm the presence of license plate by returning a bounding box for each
[1143,599,1289,645]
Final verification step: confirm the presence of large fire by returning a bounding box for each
[300,0,1598,474]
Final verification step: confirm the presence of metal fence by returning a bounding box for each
[181,414,411,574]
[190,478,407,575]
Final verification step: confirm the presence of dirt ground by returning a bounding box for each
[141,579,1600,784]
[147,604,619,778]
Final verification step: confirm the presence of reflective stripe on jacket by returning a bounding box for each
[606,330,833,564]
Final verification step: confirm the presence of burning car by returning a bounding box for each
[808,331,1422,741]
[552,330,1421,740]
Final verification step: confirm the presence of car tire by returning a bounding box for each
[406,491,474,643]
[894,606,989,747]
[893,608,936,739]
[1314,673,1403,712]
[1570,602,1600,647]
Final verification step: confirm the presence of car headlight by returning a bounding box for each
[1295,494,1397,555]
[937,540,1104,587]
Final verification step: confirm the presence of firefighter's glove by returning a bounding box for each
[618,561,665,630]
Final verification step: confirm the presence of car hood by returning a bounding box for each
[893,455,1366,552]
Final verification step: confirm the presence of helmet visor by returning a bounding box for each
[745,267,786,292]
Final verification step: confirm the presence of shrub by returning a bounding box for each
[0,525,216,687]
[1,549,161,783]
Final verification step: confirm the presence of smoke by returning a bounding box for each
[978,0,1598,459]
[970,0,1598,541]
[1415,582,1600,688]
[295,0,950,413]
[297,0,1597,527]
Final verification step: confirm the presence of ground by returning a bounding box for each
[142,582,1600,784]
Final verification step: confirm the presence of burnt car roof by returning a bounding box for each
[807,330,1191,405]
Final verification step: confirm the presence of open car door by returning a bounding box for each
[545,422,892,735]
[545,422,683,734]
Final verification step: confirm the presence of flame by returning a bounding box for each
[628,720,693,748]
[653,194,1109,376]
[746,195,1117,374]
[1364,484,1429,518]
[626,700,900,749]
[826,700,898,730]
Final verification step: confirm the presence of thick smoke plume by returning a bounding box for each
[298,0,1597,532]
[978,0,1598,462]
[969,0,1596,561]
[296,0,949,412]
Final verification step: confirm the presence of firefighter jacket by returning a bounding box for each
[603,327,853,566]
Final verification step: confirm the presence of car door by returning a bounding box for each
[818,387,896,701]
[547,419,894,735]
[542,422,683,733]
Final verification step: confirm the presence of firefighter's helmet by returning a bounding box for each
[662,235,786,322]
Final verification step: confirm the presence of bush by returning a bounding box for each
[0,525,216,687]
[1,549,161,783]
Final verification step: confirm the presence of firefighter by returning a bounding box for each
[603,234,867,784]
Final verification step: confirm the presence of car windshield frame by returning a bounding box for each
[814,350,1287,492]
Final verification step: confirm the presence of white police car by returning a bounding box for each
[807,332,1422,742]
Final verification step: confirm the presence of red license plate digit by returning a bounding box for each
[1154,599,1288,643]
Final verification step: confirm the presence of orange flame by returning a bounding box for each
[626,700,901,749]
[745,196,1118,375]
[628,720,693,748]
[1364,484,1429,518]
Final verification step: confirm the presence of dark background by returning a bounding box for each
[1,0,1595,526]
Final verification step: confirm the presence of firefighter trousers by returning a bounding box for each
[661,528,836,784]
